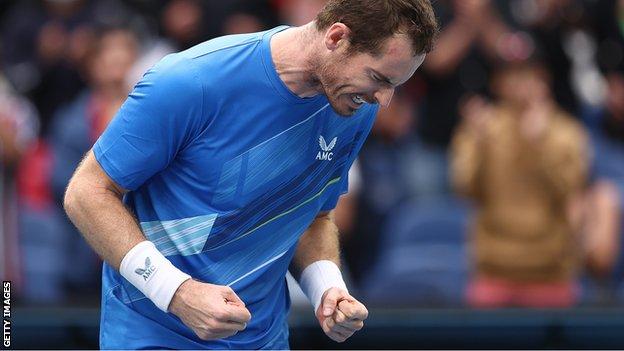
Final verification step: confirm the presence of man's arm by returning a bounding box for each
[64,151,250,340]
[290,211,340,279]
[450,122,485,200]
[291,210,368,343]
[450,96,492,201]
[64,151,145,267]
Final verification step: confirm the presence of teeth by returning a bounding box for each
[351,94,365,105]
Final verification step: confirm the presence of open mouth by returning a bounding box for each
[351,94,366,106]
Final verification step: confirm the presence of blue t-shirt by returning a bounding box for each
[94,26,378,349]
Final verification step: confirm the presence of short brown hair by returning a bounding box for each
[315,0,438,56]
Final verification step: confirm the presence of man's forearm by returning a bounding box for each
[64,152,147,270]
[291,210,368,341]
[290,211,341,280]
[64,152,209,315]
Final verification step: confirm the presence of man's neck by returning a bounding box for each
[270,22,323,98]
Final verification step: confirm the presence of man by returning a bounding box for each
[64,0,438,348]
[451,59,588,308]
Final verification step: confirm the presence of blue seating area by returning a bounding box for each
[361,198,471,307]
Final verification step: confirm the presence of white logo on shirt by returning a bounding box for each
[316,135,337,161]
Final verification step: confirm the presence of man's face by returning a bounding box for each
[90,31,137,91]
[316,34,425,117]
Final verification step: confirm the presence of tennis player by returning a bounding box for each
[64,0,437,348]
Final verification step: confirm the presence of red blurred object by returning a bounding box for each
[16,139,54,211]
[467,276,578,308]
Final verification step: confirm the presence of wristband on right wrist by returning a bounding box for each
[119,240,191,312]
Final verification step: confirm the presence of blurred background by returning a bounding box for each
[1,0,624,349]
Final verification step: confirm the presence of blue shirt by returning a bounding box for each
[94,26,378,349]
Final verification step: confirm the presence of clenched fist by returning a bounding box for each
[169,279,252,340]
[316,287,369,343]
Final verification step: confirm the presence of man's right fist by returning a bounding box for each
[169,279,252,340]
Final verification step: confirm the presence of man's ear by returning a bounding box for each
[323,23,351,51]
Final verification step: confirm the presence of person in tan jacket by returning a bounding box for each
[451,60,589,307]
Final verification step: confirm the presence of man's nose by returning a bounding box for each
[374,87,395,107]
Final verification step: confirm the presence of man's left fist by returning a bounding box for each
[316,287,369,343]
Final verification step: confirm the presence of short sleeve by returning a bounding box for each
[93,56,206,191]
[320,105,378,211]
[320,172,350,212]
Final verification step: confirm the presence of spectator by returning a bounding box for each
[508,0,595,114]
[221,0,278,34]
[579,68,624,303]
[0,71,39,296]
[275,0,327,26]
[419,0,521,148]
[592,0,624,80]
[451,59,589,308]
[48,26,138,299]
[1,0,135,137]
[128,0,211,89]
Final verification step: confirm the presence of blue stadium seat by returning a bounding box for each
[361,197,471,307]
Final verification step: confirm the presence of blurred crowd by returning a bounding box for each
[0,0,623,309]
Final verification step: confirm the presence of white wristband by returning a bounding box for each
[120,241,191,312]
[298,260,347,314]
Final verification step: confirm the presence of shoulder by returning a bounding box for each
[142,31,271,97]
[178,31,265,60]
[143,31,266,85]
[130,53,204,108]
